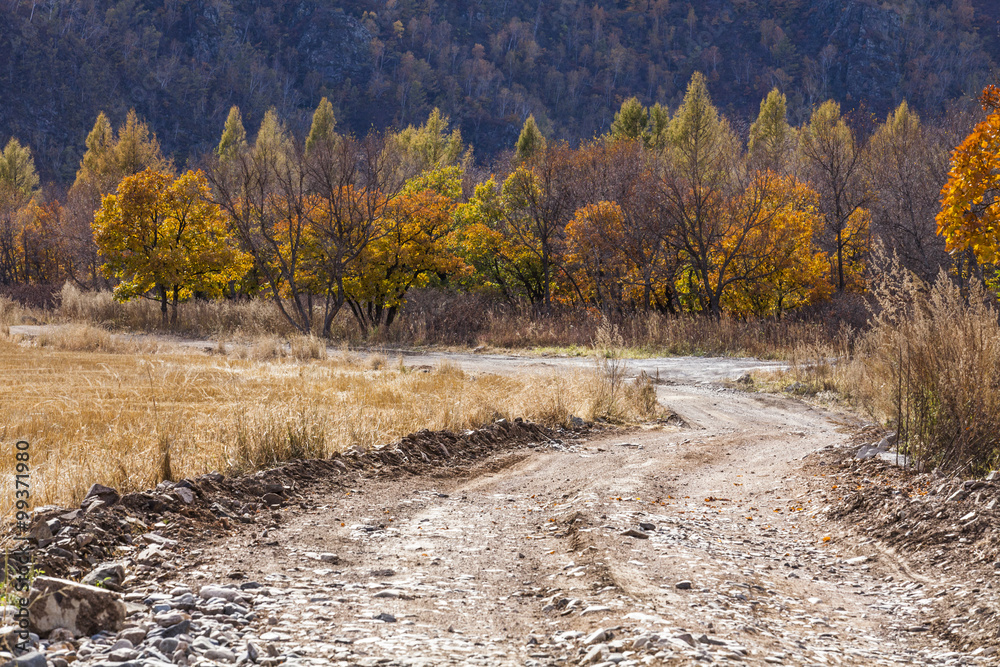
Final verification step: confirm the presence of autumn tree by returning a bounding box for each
[722,177,831,316]
[212,103,401,337]
[937,86,1000,283]
[608,98,669,150]
[217,106,248,162]
[65,110,171,284]
[865,102,951,282]
[305,97,337,157]
[346,167,467,330]
[657,73,830,317]
[210,109,318,334]
[515,115,546,163]
[748,89,796,174]
[17,200,71,284]
[564,200,631,308]
[0,139,72,285]
[647,103,671,150]
[610,97,649,143]
[303,121,397,336]
[573,139,677,311]
[658,72,741,317]
[0,138,41,284]
[73,111,171,197]
[453,177,546,303]
[499,143,579,310]
[392,108,466,184]
[0,138,40,198]
[798,100,871,291]
[93,169,249,324]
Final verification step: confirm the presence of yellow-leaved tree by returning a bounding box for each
[722,176,831,316]
[92,169,250,324]
[452,176,546,302]
[345,166,469,331]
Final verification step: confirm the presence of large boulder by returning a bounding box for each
[28,576,125,637]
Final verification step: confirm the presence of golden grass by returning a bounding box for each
[54,283,841,359]
[0,333,609,514]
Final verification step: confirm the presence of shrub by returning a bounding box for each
[848,264,1000,475]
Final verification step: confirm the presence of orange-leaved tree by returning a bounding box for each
[937,86,1000,282]
[722,176,831,316]
[563,201,630,308]
[93,168,250,324]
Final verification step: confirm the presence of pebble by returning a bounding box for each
[579,605,611,616]
[621,528,649,539]
[204,647,237,662]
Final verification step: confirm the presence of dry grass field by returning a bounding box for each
[0,329,609,515]
[49,284,839,358]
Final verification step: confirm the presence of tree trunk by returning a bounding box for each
[541,245,551,312]
[171,286,179,326]
[159,285,168,326]
[708,291,722,320]
[836,228,845,292]
[347,300,369,336]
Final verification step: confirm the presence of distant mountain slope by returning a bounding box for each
[1,0,995,183]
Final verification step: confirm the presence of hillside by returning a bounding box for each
[0,0,996,183]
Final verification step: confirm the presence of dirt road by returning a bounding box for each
[395,349,787,385]
[65,355,990,666]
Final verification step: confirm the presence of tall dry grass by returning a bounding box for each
[53,284,839,358]
[0,334,630,515]
[58,283,301,338]
[775,262,1000,476]
[382,289,840,357]
[849,268,1000,475]
[589,319,661,422]
[0,295,47,329]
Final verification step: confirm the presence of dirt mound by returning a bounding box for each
[19,418,580,583]
[821,449,1000,651]
[827,457,1000,566]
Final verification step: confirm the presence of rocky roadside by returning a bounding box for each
[1,419,581,667]
[814,432,1000,658]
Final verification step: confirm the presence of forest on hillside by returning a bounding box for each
[1,0,998,184]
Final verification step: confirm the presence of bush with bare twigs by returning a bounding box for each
[590,319,663,422]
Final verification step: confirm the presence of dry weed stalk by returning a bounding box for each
[592,319,629,421]
[590,319,663,422]
[856,264,1000,474]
